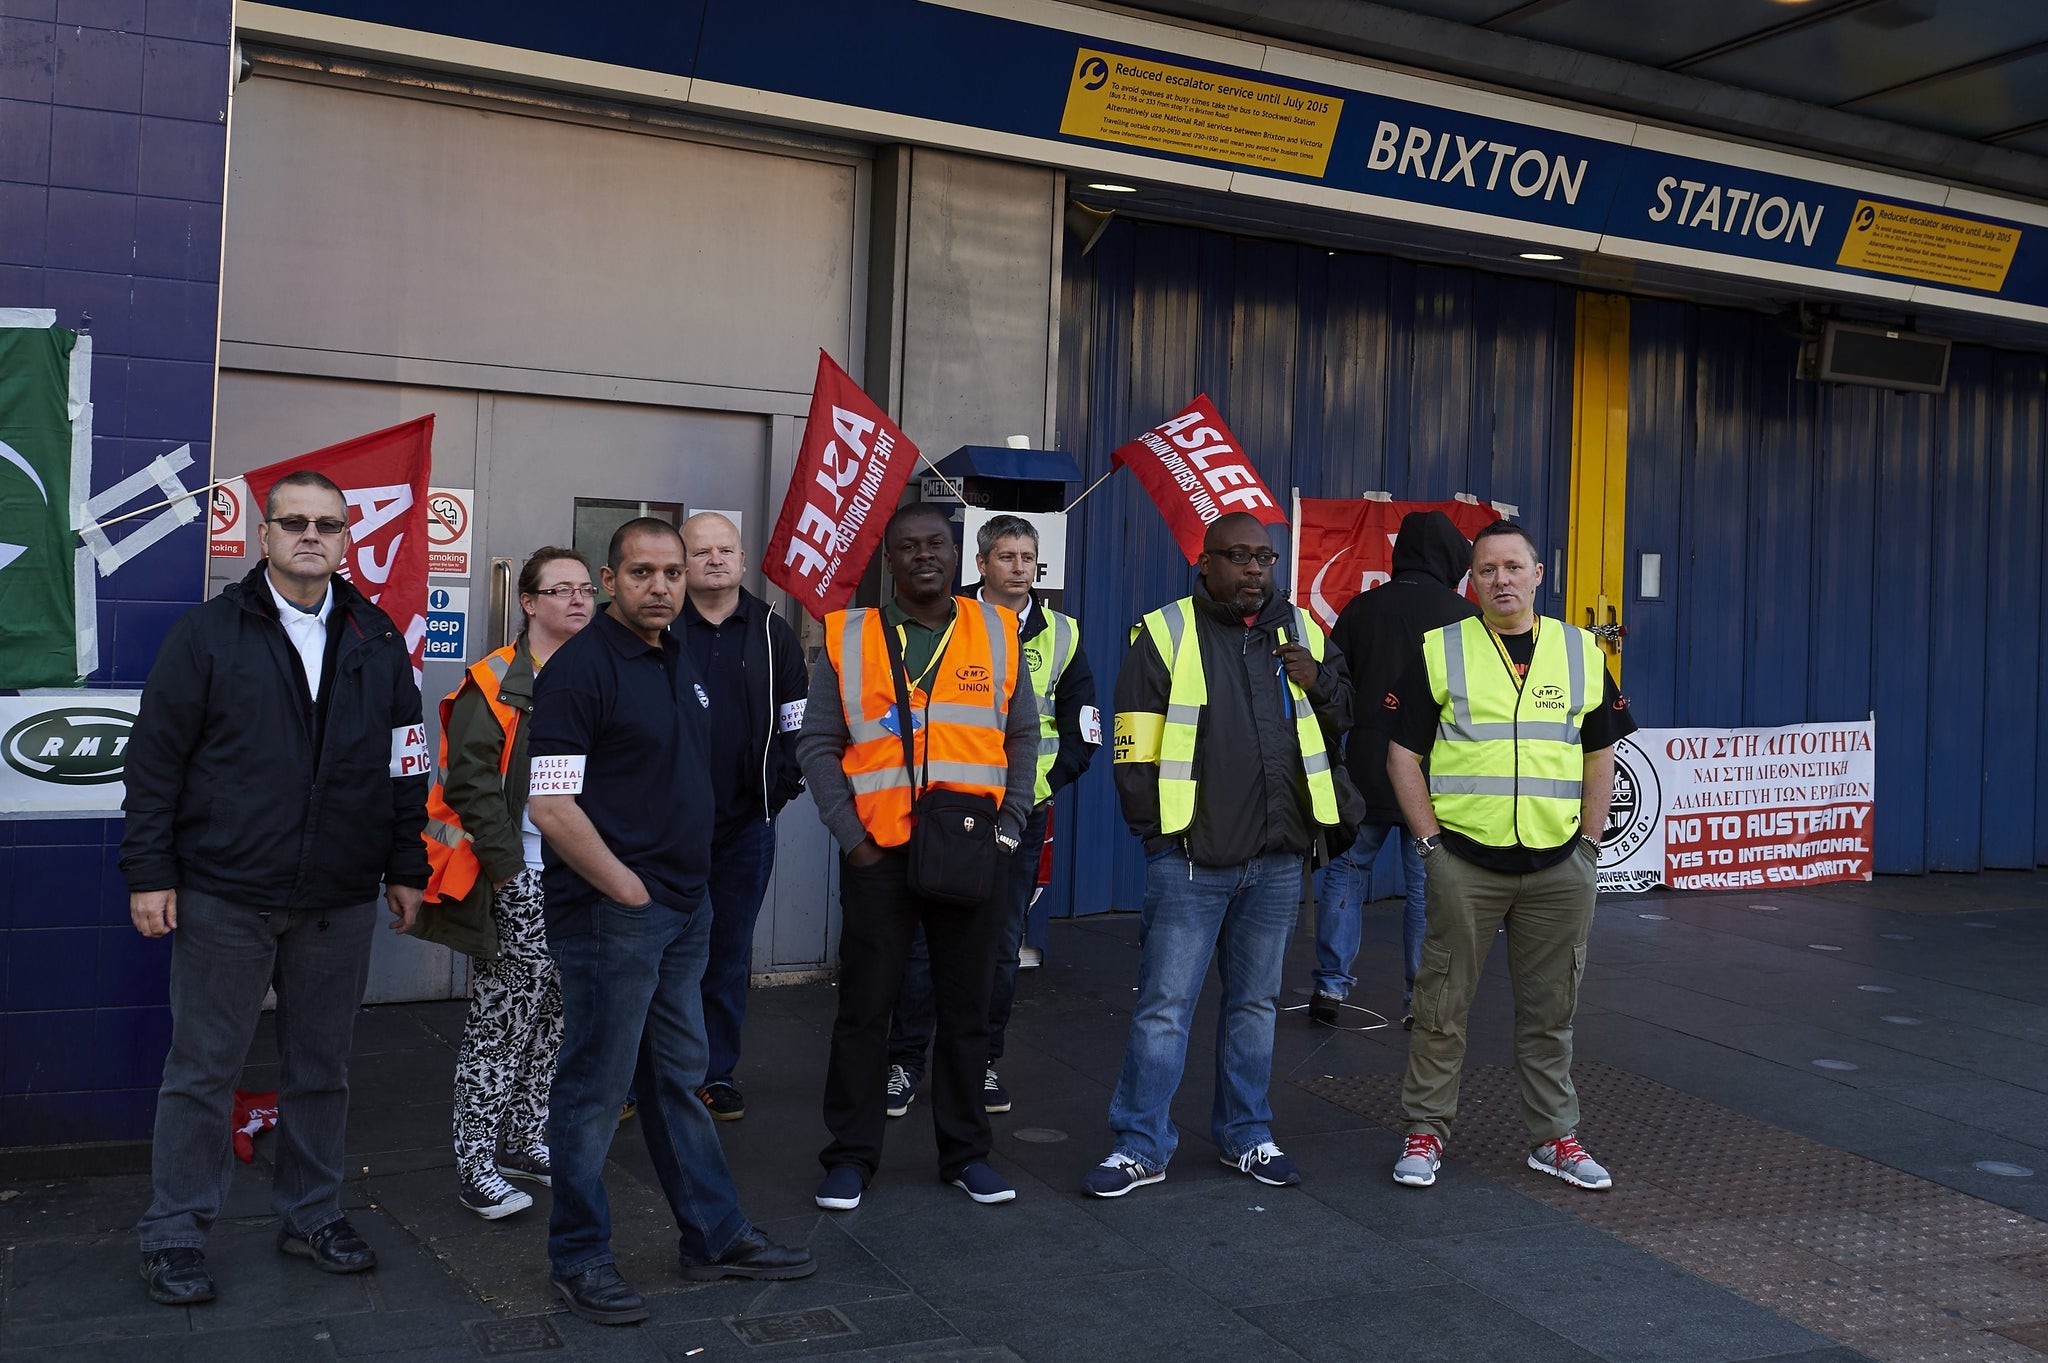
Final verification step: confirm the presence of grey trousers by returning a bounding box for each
[136,889,378,1252]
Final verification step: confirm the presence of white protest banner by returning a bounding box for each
[0,692,143,816]
[1596,719,1876,894]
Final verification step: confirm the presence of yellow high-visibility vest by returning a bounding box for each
[1115,598,1338,835]
[1020,607,1080,805]
[1422,615,1604,849]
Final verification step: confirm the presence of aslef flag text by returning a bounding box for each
[1111,396,1286,563]
[765,351,920,618]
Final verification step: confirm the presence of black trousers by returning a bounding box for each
[821,846,1002,1182]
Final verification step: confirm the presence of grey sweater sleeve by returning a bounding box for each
[795,652,871,854]
[999,658,1039,841]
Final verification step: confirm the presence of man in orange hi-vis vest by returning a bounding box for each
[797,502,1040,1213]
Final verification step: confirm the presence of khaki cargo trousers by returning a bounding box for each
[1400,840,1598,1146]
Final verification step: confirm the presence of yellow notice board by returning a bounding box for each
[1059,49,1343,178]
[1836,200,2021,292]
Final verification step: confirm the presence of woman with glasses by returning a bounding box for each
[416,547,595,1218]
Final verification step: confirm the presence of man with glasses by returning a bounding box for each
[677,512,809,1123]
[1084,512,1353,1197]
[122,471,431,1305]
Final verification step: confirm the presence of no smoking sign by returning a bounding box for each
[208,478,246,557]
[427,486,473,576]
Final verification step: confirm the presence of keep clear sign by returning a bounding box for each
[425,585,468,661]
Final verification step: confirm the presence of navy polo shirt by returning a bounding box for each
[527,608,713,933]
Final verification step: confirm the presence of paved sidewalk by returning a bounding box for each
[5,871,2047,1362]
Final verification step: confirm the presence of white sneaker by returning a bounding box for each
[1018,946,1043,969]
[1528,1134,1612,1190]
[1393,1132,1442,1187]
[459,1169,533,1220]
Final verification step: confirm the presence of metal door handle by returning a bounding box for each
[489,557,515,650]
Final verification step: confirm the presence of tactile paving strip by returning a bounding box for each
[1300,1063,2048,1362]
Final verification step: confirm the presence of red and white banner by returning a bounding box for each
[765,352,920,619]
[1112,396,1286,563]
[1596,720,1876,895]
[243,415,435,680]
[1293,497,1504,629]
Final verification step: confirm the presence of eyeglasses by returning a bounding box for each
[1211,547,1279,566]
[531,585,599,600]
[267,515,349,536]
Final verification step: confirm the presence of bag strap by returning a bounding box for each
[880,620,927,797]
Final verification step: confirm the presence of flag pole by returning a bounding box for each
[916,452,966,505]
[1061,466,1116,515]
[76,478,229,532]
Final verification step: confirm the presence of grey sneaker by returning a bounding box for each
[1393,1132,1442,1187]
[1528,1134,1612,1189]
[459,1169,533,1220]
[497,1144,551,1188]
[886,1064,917,1119]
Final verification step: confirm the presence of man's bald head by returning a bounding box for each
[1202,512,1269,555]
[681,510,744,600]
[682,511,740,548]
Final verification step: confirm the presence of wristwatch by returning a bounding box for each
[1580,834,1601,854]
[1413,833,1443,858]
[995,829,1021,854]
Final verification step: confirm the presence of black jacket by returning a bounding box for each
[681,587,809,822]
[1114,581,1352,866]
[1015,594,1099,800]
[120,562,432,909]
[1330,510,1481,824]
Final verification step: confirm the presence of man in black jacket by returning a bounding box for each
[121,470,430,1306]
[1311,511,1480,1028]
[678,512,809,1122]
[1083,513,1351,1198]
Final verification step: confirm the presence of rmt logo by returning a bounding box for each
[3,708,134,786]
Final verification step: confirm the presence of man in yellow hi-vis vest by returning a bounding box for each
[1381,520,1636,1193]
[1082,512,1352,1198]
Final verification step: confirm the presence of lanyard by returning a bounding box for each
[895,615,957,693]
[1487,617,1537,691]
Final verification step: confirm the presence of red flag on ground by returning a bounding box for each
[243,416,435,679]
[1111,396,1287,563]
[1292,497,1504,629]
[765,352,921,619]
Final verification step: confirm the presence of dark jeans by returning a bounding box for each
[888,804,1048,1076]
[700,815,778,1087]
[822,847,1003,1181]
[137,890,377,1251]
[546,894,748,1278]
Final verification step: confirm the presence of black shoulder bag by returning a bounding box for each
[882,620,1001,907]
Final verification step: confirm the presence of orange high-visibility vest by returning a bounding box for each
[421,644,521,903]
[826,599,1018,848]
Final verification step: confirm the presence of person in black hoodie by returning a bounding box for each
[121,471,430,1306]
[1082,513,1352,1198]
[1312,510,1479,1028]
[677,512,809,1122]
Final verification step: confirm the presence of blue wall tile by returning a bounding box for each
[0,0,58,21]
[121,356,211,439]
[0,849,13,928]
[0,180,49,266]
[55,0,142,30]
[96,928,168,1009]
[0,19,56,103]
[90,1086,157,1141]
[0,96,53,180]
[145,0,228,41]
[44,185,137,273]
[98,843,130,923]
[14,817,110,846]
[0,1092,100,1145]
[0,262,45,303]
[132,195,219,281]
[41,266,133,357]
[51,22,143,112]
[47,105,139,192]
[128,273,215,360]
[92,1003,169,1087]
[2,1007,94,1095]
[111,598,199,682]
[139,36,227,123]
[135,115,224,201]
[5,927,99,1010]
[12,844,102,929]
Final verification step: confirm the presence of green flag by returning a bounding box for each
[0,324,86,687]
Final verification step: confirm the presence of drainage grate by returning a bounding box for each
[726,1306,858,1347]
[1300,1063,2048,1362]
[469,1316,564,1355]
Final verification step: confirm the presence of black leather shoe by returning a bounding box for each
[681,1229,817,1282]
[551,1263,649,1325]
[1308,992,1341,1026]
[277,1217,377,1274]
[140,1248,216,1305]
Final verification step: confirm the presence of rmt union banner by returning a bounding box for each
[1596,718,1875,895]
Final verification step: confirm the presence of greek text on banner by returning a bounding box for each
[1060,48,1342,177]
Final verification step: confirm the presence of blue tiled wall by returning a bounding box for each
[0,0,231,1146]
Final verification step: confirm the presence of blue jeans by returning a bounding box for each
[889,804,1048,1073]
[700,816,778,1087]
[1107,849,1303,1168]
[546,895,748,1277]
[1312,823,1427,1004]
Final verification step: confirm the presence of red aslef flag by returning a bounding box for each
[1111,395,1286,563]
[242,415,435,680]
[765,352,920,618]
[1293,497,1504,629]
